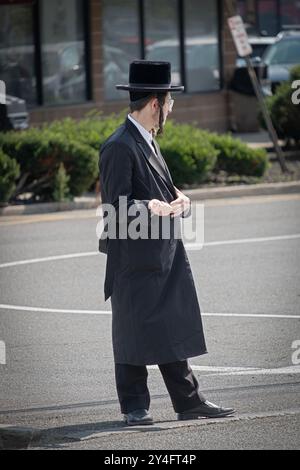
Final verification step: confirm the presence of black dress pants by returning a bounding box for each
[115,359,206,414]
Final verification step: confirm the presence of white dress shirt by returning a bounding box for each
[127,113,155,154]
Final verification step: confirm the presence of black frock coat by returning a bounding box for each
[99,117,207,365]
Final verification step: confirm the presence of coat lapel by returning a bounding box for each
[125,117,175,192]
[152,138,175,187]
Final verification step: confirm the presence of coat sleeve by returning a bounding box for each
[99,141,152,229]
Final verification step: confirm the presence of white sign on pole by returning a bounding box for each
[228,15,252,57]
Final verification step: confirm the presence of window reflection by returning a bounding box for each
[238,0,300,37]
[0,4,36,106]
[40,0,86,105]
[258,0,278,36]
[102,0,221,99]
[237,0,258,36]
[144,0,181,86]
[102,0,140,100]
[184,0,220,92]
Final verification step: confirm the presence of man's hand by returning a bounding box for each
[148,199,174,217]
[169,187,191,217]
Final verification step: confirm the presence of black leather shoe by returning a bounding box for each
[177,400,235,420]
[123,409,154,426]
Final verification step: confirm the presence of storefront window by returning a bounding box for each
[184,0,220,92]
[237,0,259,36]
[40,0,87,105]
[258,0,278,36]
[102,0,221,100]
[0,0,87,108]
[102,0,140,100]
[0,3,36,106]
[280,0,300,30]
[144,0,181,86]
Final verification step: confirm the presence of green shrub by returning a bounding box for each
[0,149,20,203]
[159,121,268,182]
[259,64,300,142]
[52,162,71,202]
[0,128,98,201]
[159,120,218,185]
[0,107,270,203]
[204,132,269,176]
[45,110,126,151]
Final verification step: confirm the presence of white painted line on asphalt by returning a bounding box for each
[149,365,259,372]
[0,233,299,269]
[0,252,97,269]
[148,365,300,376]
[203,312,300,319]
[208,366,300,376]
[0,304,112,315]
[186,233,300,249]
[203,193,300,207]
[0,303,299,319]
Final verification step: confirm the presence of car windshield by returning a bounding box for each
[263,38,300,65]
[187,44,217,68]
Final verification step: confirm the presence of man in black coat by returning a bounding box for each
[99,61,235,425]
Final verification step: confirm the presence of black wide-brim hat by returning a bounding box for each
[115,60,184,92]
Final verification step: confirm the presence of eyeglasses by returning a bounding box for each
[167,97,174,112]
[156,96,174,111]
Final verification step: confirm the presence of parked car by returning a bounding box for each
[0,41,86,105]
[0,45,36,106]
[235,35,276,68]
[231,36,270,96]
[0,94,29,131]
[230,36,271,131]
[259,30,300,95]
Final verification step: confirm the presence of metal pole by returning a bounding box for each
[244,55,289,173]
[225,0,289,173]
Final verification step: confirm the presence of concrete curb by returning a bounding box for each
[0,424,41,450]
[184,180,300,200]
[0,181,300,217]
[0,198,100,217]
[1,407,299,448]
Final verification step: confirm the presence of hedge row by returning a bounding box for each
[159,121,268,186]
[0,110,268,204]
